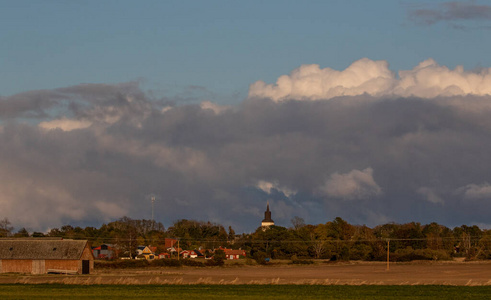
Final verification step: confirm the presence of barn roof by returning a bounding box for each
[0,239,89,260]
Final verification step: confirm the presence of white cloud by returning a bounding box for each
[39,117,92,131]
[161,106,173,113]
[417,187,444,205]
[200,101,230,114]
[249,58,491,101]
[256,180,297,198]
[318,168,382,200]
[459,183,491,200]
[396,59,491,98]
[249,58,394,101]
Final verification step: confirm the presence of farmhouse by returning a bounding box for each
[223,249,246,260]
[0,239,94,274]
[92,243,115,259]
[136,246,155,260]
[181,249,203,259]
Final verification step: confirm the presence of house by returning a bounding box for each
[158,253,170,259]
[136,246,155,260]
[215,247,246,260]
[92,244,114,259]
[223,249,246,260]
[180,249,203,259]
[0,239,94,274]
[167,245,181,253]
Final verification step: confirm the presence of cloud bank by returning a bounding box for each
[249,58,491,101]
[1,59,491,232]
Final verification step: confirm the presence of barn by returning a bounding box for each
[0,239,94,274]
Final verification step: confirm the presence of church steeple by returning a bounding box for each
[261,201,275,229]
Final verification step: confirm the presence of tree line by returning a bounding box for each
[1,216,490,261]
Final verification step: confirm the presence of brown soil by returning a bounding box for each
[1,261,490,286]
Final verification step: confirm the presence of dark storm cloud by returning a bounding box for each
[0,82,148,120]
[408,1,491,27]
[1,82,491,232]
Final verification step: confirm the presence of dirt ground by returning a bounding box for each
[1,261,490,286]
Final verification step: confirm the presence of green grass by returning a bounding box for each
[0,285,490,300]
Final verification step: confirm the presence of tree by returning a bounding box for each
[228,226,236,242]
[0,218,13,237]
[14,227,30,237]
[252,225,295,258]
[291,216,306,231]
[311,239,327,259]
[212,249,226,266]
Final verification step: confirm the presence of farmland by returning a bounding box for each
[0,284,490,300]
[1,260,489,286]
[1,261,489,299]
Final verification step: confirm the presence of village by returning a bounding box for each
[93,203,274,262]
[1,202,489,276]
[0,203,275,275]
[92,239,246,261]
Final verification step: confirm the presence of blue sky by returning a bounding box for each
[2,1,490,101]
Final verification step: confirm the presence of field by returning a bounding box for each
[0,261,490,299]
[1,260,489,285]
[0,284,490,300]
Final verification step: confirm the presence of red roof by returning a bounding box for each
[223,249,246,256]
[165,238,178,248]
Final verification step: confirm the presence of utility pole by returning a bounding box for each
[151,196,155,230]
[386,239,390,271]
[129,232,133,259]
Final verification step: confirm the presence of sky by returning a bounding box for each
[1,0,491,233]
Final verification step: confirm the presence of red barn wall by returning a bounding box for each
[45,260,79,272]
[1,260,32,273]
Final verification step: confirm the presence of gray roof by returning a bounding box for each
[0,239,89,260]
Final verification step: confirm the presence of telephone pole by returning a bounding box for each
[151,196,155,229]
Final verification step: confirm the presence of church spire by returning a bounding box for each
[261,201,275,229]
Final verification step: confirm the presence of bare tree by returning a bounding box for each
[309,232,326,259]
[291,216,306,231]
[0,218,14,237]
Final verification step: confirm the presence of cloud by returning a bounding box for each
[39,117,92,131]
[249,58,491,101]
[408,1,491,26]
[458,183,491,199]
[417,187,444,205]
[256,180,297,198]
[2,64,491,231]
[199,101,230,114]
[94,201,129,220]
[317,168,382,200]
[249,58,394,101]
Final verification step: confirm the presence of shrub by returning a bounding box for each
[95,259,150,269]
[253,251,269,265]
[207,249,226,266]
[151,259,182,267]
[291,259,314,265]
[392,247,451,261]
[181,259,205,267]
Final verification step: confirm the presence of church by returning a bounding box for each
[261,202,275,229]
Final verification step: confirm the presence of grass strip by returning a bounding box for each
[0,284,490,300]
